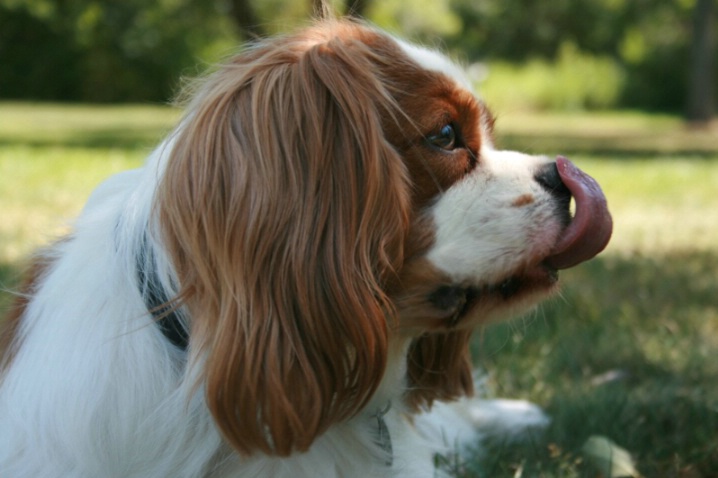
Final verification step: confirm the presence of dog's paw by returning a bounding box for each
[459,398,550,441]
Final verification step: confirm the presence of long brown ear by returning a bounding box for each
[157,22,411,456]
[405,330,474,410]
[1,247,58,371]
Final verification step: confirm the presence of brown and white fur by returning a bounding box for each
[0,19,611,478]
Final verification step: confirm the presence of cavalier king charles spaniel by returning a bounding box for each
[0,19,612,478]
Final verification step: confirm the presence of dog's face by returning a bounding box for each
[156,21,611,455]
[382,53,570,333]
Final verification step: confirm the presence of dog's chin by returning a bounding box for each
[395,255,563,335]
[426,261,559,331]
[450,263,560,329]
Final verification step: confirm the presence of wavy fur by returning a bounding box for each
[0,19,572,477]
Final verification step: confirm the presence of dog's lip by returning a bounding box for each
[545,156,613,270]
[489,264,560,299]
[433,264,560,327]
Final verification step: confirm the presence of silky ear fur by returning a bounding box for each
[156,22,411,456]
[405,331,475,410]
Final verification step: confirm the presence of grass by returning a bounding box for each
[0,102,180,148]
[0,103,179,267]
[1,103,717,477]
[472,251,718,477]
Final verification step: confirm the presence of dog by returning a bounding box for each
[0,19,612,478]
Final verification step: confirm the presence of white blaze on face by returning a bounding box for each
[396,39,474,91]
[427,148,563,285]
[396,37,566,286]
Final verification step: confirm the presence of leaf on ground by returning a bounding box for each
[581,435,639,478]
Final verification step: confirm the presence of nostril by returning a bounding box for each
[535,162,571,203]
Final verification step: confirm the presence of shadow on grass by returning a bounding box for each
[3,128,717,158]
[499,133,718,158]
[476,250,718,477]
[0,127,172,151]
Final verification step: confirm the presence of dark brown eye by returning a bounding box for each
[427,124,457,151]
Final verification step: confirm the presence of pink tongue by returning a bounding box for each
[545,157,613,270]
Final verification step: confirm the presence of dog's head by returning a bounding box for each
[155,20,611,456]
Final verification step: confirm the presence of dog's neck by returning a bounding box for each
[136,234,416,467]
[136,238,189,350]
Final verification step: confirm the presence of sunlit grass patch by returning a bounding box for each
[0,102,177,310]
[0,146,145,263]
[572,156,718,254]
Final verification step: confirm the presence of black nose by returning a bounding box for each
[535,162,571,206]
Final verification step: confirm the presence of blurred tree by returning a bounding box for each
[0,0,236,102]
[367,0,461,42]
[228,0,370,39]
[0,0,715,112]
[686,0,715,123]
[444,0,716,114]
[0,6,83,99]
[346,0,369,17]
[229,0,265,39]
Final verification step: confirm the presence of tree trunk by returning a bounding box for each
[312,0,370,18]
[686,0,715,123]
[228,0,373,40]
[346,0,370,17]
[228,0,266,40]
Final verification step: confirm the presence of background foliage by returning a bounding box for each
[1,0,715,114]
[0,0,236,102]
[443,0,702,112]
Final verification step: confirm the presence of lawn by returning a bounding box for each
[1,103,717,477]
